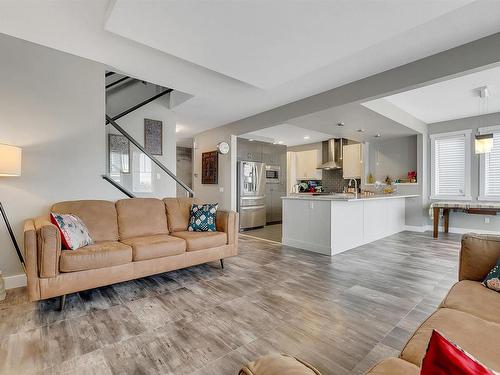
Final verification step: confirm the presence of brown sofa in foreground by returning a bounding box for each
[241,234,500,374]
[23,197,238,304]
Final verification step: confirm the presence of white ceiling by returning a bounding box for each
[384,64,500,124]
[105,0,471,89]
[287,103,418,142]
[1,1,500,139]
[240,124,332,147]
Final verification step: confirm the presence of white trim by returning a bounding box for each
[478,125,500,201]
[478,195,500,201]
[429,129,472,139]
[3,273,27,289]
[430,129,471,200]
[404,225,500,235]
[404,225,427,232]
[282,238,332,256]
[478,125,500,134]
[429,195,472,201]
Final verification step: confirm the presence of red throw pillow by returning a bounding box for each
[421,330,495,375]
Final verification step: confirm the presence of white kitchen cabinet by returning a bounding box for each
[342,143,363,179]
[294,150,322,180]
[282,195,412,256]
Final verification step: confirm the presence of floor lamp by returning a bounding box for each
[0,144,23,300]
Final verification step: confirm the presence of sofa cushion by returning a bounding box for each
[59,241,132,272]
[163,197,202,232]
[116,198,169,240]
[240,354,321,375]
[400,308,500,372]
[121,234,186,261]
[51,200,118,242]
[170,231,227,251]
[364,358,419,375]
[441,280,500,324]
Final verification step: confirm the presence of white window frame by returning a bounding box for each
[430,129,472,201]
[478,125,500,201]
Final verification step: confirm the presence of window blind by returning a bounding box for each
[434,135,466,196]
[485,132,500,196]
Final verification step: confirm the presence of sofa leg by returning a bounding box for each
[220,259,224,269]
[59,294,66,311]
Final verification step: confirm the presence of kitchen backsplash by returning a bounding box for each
[321,169,360,193]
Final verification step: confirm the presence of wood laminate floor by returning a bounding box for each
[241,223,282,243]
[0,231,460,375]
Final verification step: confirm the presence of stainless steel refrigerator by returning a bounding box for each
[238,161,266,230]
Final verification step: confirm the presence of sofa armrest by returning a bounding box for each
[23,219,40,300]
[459,233,500,281]
[34,215,62,278]
[216,210,239,245]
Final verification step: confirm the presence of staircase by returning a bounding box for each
[103,72,194,199]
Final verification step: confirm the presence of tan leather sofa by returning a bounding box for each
[23,197,238,303]
[241,234,500,374]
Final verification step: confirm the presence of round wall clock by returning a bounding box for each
[217,141,230,155]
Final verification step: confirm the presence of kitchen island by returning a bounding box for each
[282,194,419,255]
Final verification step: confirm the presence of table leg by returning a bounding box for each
[443,208,449,233]
[433,207,440,238]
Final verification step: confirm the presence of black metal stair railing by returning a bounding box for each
[103,73,194,198]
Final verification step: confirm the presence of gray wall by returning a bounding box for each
[367,135,417,182]
[427,112,500,232]
[0,34,124,280]
[176,147,193,197]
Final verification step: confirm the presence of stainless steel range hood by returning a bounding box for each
[317,138,344,170]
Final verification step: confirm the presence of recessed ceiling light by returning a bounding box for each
[304,136,310,140]
[278,140,284,144]
[337,122,345,127]
[272,141,277,144]
[357,129,365,133]
[249,139,254,142]
[374,134,381,138]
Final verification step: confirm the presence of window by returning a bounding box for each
[430,130,471,200]
[479,125,500,201]
[132,153,153,193]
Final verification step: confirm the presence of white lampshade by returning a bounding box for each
[0,144,22,176]
[475,134,493,154]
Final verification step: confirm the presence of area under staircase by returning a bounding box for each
[102,72,194,199]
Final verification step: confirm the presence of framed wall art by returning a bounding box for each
[202,150,218,184]
[144,118,163,155]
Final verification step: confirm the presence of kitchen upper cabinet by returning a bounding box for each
[342,143,363,179]
[294,150,322,180]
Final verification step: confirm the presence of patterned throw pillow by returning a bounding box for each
[482,258,500,292]
[50,213,93,250]
[188,203,218,232]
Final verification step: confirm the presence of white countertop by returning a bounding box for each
[283,194,420,202]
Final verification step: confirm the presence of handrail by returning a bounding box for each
[106,115,195,197]
[106,76,131,89]
[105,72,116,78]
[102,175,136,198]
[107,88,173,124]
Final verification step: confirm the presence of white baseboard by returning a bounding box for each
[3,273,27,289]
[404,225,427,232]
[404,225,499,235]
[282,238,332,256]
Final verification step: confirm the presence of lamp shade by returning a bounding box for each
[0,144,22,176]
